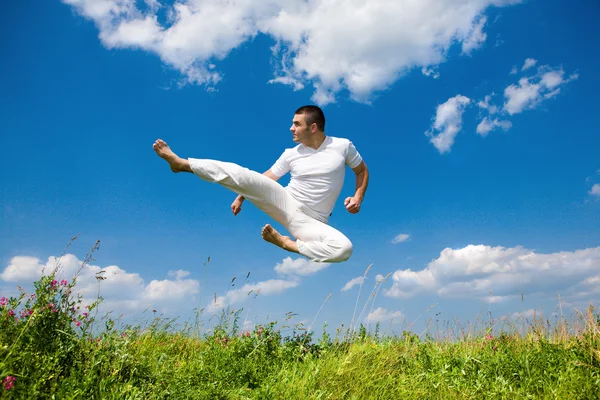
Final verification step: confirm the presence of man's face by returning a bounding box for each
[290,113,313,144]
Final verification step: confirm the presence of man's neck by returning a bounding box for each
[304,133,327,150]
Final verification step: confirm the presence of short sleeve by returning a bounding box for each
[270,150,291,177]
[345,140,363,169]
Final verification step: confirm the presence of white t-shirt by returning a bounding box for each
[270,136,363,222]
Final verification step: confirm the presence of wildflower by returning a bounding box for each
[75,321,81,327]
[51,280,58,287]
[3,376,16,391]
[30,294,35,299]
[485,334,493,341]
[82,312,88,318]
[0,297,7,306]
[60,280,68,286]
[8,310,15,317]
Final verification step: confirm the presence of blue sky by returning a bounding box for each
[1,0,599,336]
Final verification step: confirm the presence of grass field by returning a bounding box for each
[1,244,599,399]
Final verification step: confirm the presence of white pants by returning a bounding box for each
[188,158,353,263]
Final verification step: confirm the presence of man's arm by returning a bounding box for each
[231,169,281,215]
[344,161,369,214]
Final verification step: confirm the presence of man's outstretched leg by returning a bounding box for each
[261,224,299,254]
[153,139,192,173]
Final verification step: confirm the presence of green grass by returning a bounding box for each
[1,242,599,399]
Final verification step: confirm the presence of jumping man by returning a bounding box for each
[152,105,369,263]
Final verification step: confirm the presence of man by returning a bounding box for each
[152,105,369,263]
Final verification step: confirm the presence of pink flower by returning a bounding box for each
[60,280,68,286]
[0,297,7,306]
[82,312,88,318]
[3,376,15,391]
[485,334,493,341]
[8,310,15,317]
[75,321,81,327]
[51,280,58,286]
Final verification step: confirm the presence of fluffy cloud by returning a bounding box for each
[62,0,523,104]
[0,254,200,313]
[392,234,411,244]
[476,117,512,136]
[475,94,512,135]
[422,66,440,79]
[365,307,404,323]
[341,276,364,292]
[509,309,538,319]
[385,245,600,303]
[274,257,330,277]
[521,58,537,71]
[425,95,471,153]
[462,16,487,55]
[206,256,331,313]
[207,279,298,313]
[590,184,600,196]
[472,60,577,138]
[503,65,578,115]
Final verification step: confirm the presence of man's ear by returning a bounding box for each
[310,122,317,133]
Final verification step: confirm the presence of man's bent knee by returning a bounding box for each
[331,239,353,262]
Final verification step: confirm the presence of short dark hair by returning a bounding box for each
[295,105,325,132]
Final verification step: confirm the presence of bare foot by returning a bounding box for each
[152,139,190,173]
[261,224,298,253]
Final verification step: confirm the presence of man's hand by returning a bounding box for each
[344,196,362,214]
[231,196,245,216]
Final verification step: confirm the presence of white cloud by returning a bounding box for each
[207,279,298,313]
[392,234,411,244]
[143,278,199,301]
[503,65,578,115]
[521,57,537,71]
[365,307,404,323]
[509,308,538,319]
[477,94,499,115]
[274,257,330,277]
[425,95,471,153]
[422,66,440,79]
[385,245,600,304]
[207,256,326,313]
[168,269,191,280]
[341,276,364,292]
[590,184,600,196]
[1,256,47,282]
[474,63,577,138]
[510,66,518,75]
[476,94,512,135]
[0,254,200,314]
[62,0,523,104]
[476,117,512,136]
[462,16,487,55]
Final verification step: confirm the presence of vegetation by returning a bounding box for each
[1,242,598,399]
